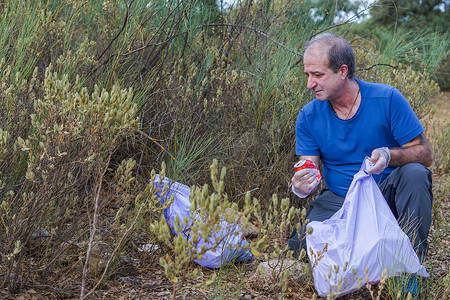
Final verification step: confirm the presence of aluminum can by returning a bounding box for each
[294,159,322,181]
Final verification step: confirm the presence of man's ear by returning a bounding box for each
[339,64,348,79]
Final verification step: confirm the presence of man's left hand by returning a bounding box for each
[367,147,390,174]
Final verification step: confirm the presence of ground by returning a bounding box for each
[1,94,449,300]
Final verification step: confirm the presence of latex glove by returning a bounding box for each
[292,168,321,198]
[367,147,390,174]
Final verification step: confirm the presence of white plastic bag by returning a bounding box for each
[153,175,252,268]
[306,157,428,297]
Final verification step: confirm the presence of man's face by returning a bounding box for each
[303,45,346,101]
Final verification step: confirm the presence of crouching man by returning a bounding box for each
[288,33,433,298]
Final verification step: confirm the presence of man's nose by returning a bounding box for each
[307,77,317,90]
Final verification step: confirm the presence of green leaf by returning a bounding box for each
[250,247,261,257]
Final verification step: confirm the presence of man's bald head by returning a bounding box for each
[304,33,355,79]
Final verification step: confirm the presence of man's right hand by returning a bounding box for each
[292,168,321,198]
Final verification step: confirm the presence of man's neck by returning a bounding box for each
[330,79,360,119]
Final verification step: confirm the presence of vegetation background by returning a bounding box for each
[0,0,448,299]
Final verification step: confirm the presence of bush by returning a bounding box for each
[0,63,140,293]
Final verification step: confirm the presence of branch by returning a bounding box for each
[89,0,183,76]
[36,228,90,274]
[83,195,149,299]
[80,153,111,299]
[309,5,371,39]
[358,63,398,71]
[120,37,175,57]
[291,5,373,69]
[96,0,135,62]
[198,23,301,57]
[93,20,301,76]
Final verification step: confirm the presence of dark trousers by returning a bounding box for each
[288,163,433,262]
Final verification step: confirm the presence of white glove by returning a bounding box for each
[291,168,321,198]
[368,147,391,174]
[292,184,310,198]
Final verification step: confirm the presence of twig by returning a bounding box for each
[89,0,183,76]
[121,20,300,59]
[120,37,175,57]
[31,284,79,298]
[112,21,302,60]
[96,0,135,62]
[231,187,260,199]
[82,193,150,299]
[221,0,252,61]
[309,5,371,39]
[291,5,373,68]
[271,0,294,24]
[80,153,111,299]
[198,23,302,57]
[93,17,300,76]
[36,228,90,274]
[358,63,398,71]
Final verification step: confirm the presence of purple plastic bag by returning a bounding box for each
[306,157,428,297]
[154,175,252,268]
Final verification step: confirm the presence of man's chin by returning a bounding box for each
[315,94,327,101]
[314,91,326,100]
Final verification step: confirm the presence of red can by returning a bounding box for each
[294,159,322,181]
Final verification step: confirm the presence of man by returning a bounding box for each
[288,33,433,295]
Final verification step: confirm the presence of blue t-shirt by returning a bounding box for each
[295,78,424,197]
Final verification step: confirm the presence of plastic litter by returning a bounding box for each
[306,157,428,297]
[139,244,159,252]
[153,174,252,268]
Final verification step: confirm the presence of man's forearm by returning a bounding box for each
[389,134,433,167]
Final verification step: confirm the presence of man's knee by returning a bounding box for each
[396,163,430,178]
[395,163,432,190]
[392,163,432,211]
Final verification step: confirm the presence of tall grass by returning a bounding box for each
[355,23,450,82]
[0,1,45,77]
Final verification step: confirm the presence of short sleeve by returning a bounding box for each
[389,88,424,145]
[296,109,320,156]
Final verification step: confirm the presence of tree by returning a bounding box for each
[309,0,362,24]
[369,0,449,30]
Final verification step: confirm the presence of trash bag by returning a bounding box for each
[306,157,428,297]
[153,175,252,268]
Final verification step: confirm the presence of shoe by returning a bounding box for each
[401,275,419,300]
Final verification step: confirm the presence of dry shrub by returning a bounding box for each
[0,63,142,293]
